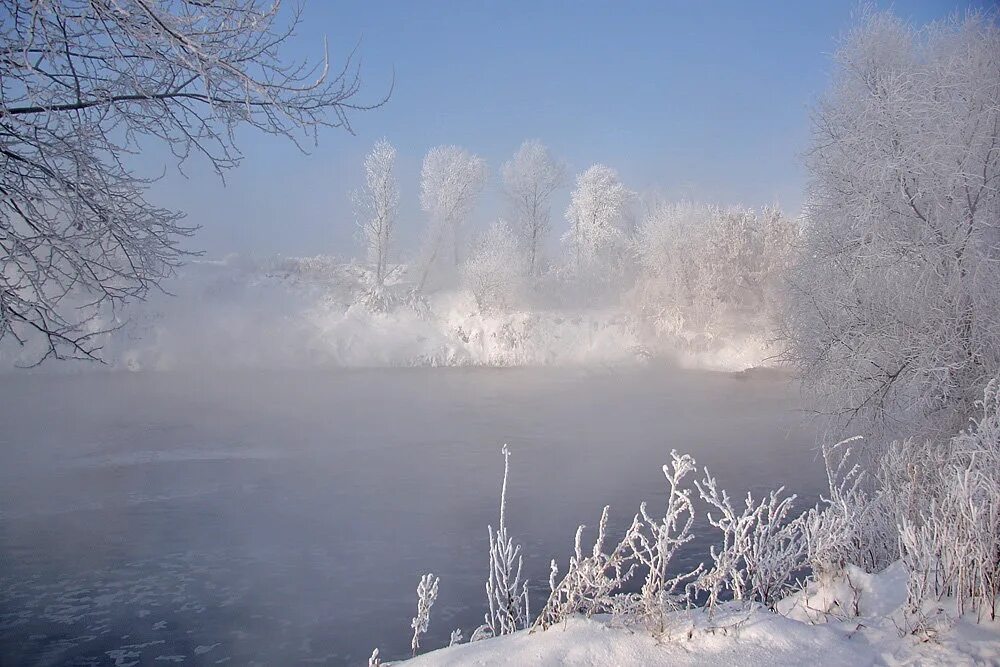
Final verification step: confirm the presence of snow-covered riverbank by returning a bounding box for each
[403,565,1000,666]
[373,381,1000,666]
[0,256,775,373]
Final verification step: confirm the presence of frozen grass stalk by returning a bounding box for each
[410,573,439,657]
[474,445,530,640]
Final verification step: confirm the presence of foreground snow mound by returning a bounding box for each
[778,564,1000,666]
[405,608,875,666]
[405,565,1000,666]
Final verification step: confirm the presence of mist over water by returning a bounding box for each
[0,366,822,665]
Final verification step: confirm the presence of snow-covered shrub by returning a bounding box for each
[410,573,440,657]
[800,380,1000,628]
[473,445,530,641]
[352,265,406,313]
[532,505,642,630]
[627,452,702,631]
[694,472,806,610]
[534,451,702,632]
[461,222,524,313]
[890,381,1000,623]
[801,438,896,579]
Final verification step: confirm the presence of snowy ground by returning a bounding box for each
[404,565,1000,666]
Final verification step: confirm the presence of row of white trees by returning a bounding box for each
[350,139,639,295]
[351,138,796,329]
[355,8,1000,447]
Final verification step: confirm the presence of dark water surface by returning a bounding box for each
[0,366,825,665]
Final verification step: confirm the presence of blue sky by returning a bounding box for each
[147,0,983,257]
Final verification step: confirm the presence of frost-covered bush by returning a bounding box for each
[534,453,704,631]
[890,381,1000,622]
[801,438,895,579]
[461,222,524,313]
[800,380,1000,627]
[533,453,702,631]
[532,505,640,631]
[627,452,702,630]
[694,472,805,610]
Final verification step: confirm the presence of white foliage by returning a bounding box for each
[633,201,795,344]
[532,505,641,630]
[352,138,399,288]
[801,438,895,579]
[781,10,1000,440]
[501,140,566,275]
[418,146,489,288]
[411,572,440,657]
[0,0,372,363]
[633,201,724,338]
[801,379,1000,629]
[461,221,524,313]
[563,164,635,282]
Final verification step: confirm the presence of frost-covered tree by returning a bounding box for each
[781,10,1000,439]
[418,146,488,289]
[634,201,795,341]
[352,139,399,287]
[634,202,721,336]
[501,141,566,275]
[563,165,634,280]
[710,205,796,316]
[0,0,380,364]
[461,222,523,313]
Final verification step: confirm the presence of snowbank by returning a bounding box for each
[405,565,1000,666]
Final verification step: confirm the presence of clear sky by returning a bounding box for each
[145,0,985,258]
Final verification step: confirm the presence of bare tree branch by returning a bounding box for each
[0,0,386,363]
